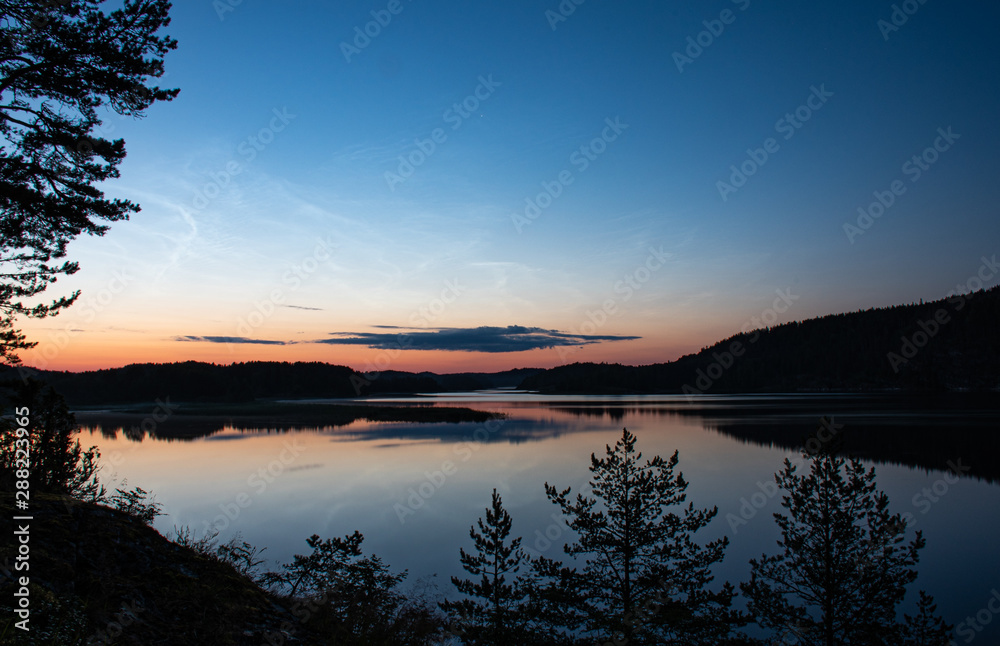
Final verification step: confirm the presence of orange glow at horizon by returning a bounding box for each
[17,330,704,374]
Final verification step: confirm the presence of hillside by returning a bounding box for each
[519,286,1000,394]
[0,493,324,645]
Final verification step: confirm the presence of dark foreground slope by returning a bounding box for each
[0,493,323,645]
[521,286,1000,394]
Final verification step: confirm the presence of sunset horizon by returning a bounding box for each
[11,2,999,378]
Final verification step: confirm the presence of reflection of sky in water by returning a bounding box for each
[82,395,1000,639]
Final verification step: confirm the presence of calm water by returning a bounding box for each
[79,393,1000,640]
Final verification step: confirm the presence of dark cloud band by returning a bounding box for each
[315,325,638,353]
[175,325,639,353]
[174,335,291,345]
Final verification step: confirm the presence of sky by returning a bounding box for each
[18,0,1000,374]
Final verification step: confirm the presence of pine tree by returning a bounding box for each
[902,591,953,646]
[543,428,741,645]
[440,488,542,645]
[0,378,102,499]
[0,1,178,363]
[741,438,947,645]
[272,530,443,644]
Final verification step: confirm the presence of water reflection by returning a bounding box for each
[76,393,1000,640]
[80,392,1000,480]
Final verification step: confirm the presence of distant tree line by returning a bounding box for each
[6,286,997,407]
[521,286,1000,394]
[0,362,543,405]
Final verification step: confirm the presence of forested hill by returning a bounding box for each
[0,362,541,406]
[519,286,1000,394]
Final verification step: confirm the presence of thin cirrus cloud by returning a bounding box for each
[174,326,640,353]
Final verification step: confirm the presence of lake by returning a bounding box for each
[78,392,1000,641]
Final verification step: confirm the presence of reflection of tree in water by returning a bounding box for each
[551,395,1000,483]
[743,422,953,645]
[551,405,630,421]
[123,425,146,443]
[707,421,1000,484]
[75,396,1000,484]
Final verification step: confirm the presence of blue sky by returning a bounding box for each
[22,0,1000,372]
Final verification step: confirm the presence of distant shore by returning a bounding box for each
[73,400,505,440]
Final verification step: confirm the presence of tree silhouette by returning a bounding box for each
[441,488,544,645]
[741,438,950,645]
[0,1,178,362]
[0,378,102,498]
[270,531,443,644]
[901,591,953,646]
[544,428,742,644]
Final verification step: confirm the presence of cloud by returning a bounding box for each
[314,325,639,353]
[174,335,292,345]
[281,304,324,311]
[173,325,640,353]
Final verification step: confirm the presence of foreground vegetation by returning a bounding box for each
[1,382,955,645]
